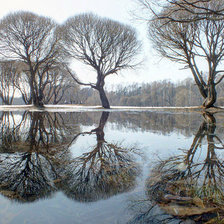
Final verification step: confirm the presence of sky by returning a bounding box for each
[0,0,192,87]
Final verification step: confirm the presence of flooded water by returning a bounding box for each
[0,110,223,224]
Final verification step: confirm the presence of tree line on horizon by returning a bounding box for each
[11,78,224,108]
[0,0,224,109]
[59,78,224,107]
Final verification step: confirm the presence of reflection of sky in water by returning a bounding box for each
[70,125,96,158]
[71,123,194,161]
[0,191,131,224]
[64,121,196,223]
[0,111,222,224]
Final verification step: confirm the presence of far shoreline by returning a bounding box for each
[0,104,223,114]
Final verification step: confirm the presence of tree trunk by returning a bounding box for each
[190,65,208,99]
[30,75,36,106]
[203,82,217,108]
[97,87,110,109]
[91,112,110,146]
[204,112,217,166]
[37,89,44,107]
[29,71,44,108]
[32,94,44,108]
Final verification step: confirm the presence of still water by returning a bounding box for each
[0,110,223,224]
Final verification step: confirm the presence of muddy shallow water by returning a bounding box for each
[0,110,223,224]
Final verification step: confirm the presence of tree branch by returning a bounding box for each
[64,66,96,89]
[215,74,224,85]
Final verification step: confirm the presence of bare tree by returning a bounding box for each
[42,65,79,104]
[148,1,224,108]
[0,11,61,107]
[61,13,141,108]
[0,61,19,105]
[15,70,32,105]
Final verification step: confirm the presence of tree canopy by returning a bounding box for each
[61,13,141,108]
[0,11,61,107]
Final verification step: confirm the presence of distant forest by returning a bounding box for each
[11,78,224,107]
[77,79,224,107]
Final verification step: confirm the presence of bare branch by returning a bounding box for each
[215,74,224,85]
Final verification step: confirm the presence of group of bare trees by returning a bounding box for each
[0,11,141,108]
[78,79,204,107]
[0,0,224,109]
[0,12,62,107]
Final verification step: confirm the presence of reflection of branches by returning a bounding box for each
[0,152,58,202]
[0,111,142,204]
[127,195,180,224]
[0,111,80,202]
[182,113,224,198]
[0,112,26,152]
[62,112,141,202]
[127,112,224,223]
[142,112,224,222]
[150,113,224,199]
[0,111,78,152]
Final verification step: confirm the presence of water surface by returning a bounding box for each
[0,110,223,223]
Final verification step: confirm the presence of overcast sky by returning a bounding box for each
[0,0,192,87]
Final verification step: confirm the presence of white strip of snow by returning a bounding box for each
[0,104,204,112]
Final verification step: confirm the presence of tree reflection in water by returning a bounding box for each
[0,111,141,204]
[62,112,141,202]
[0,111,78,202]
[128,112,224,224]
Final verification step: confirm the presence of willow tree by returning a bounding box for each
[149,1,224,108]
[61,13,141,109]
[0,11,61,107]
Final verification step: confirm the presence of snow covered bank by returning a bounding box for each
[0,104,206,112]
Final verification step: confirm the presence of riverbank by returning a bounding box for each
[0,104,223,113]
